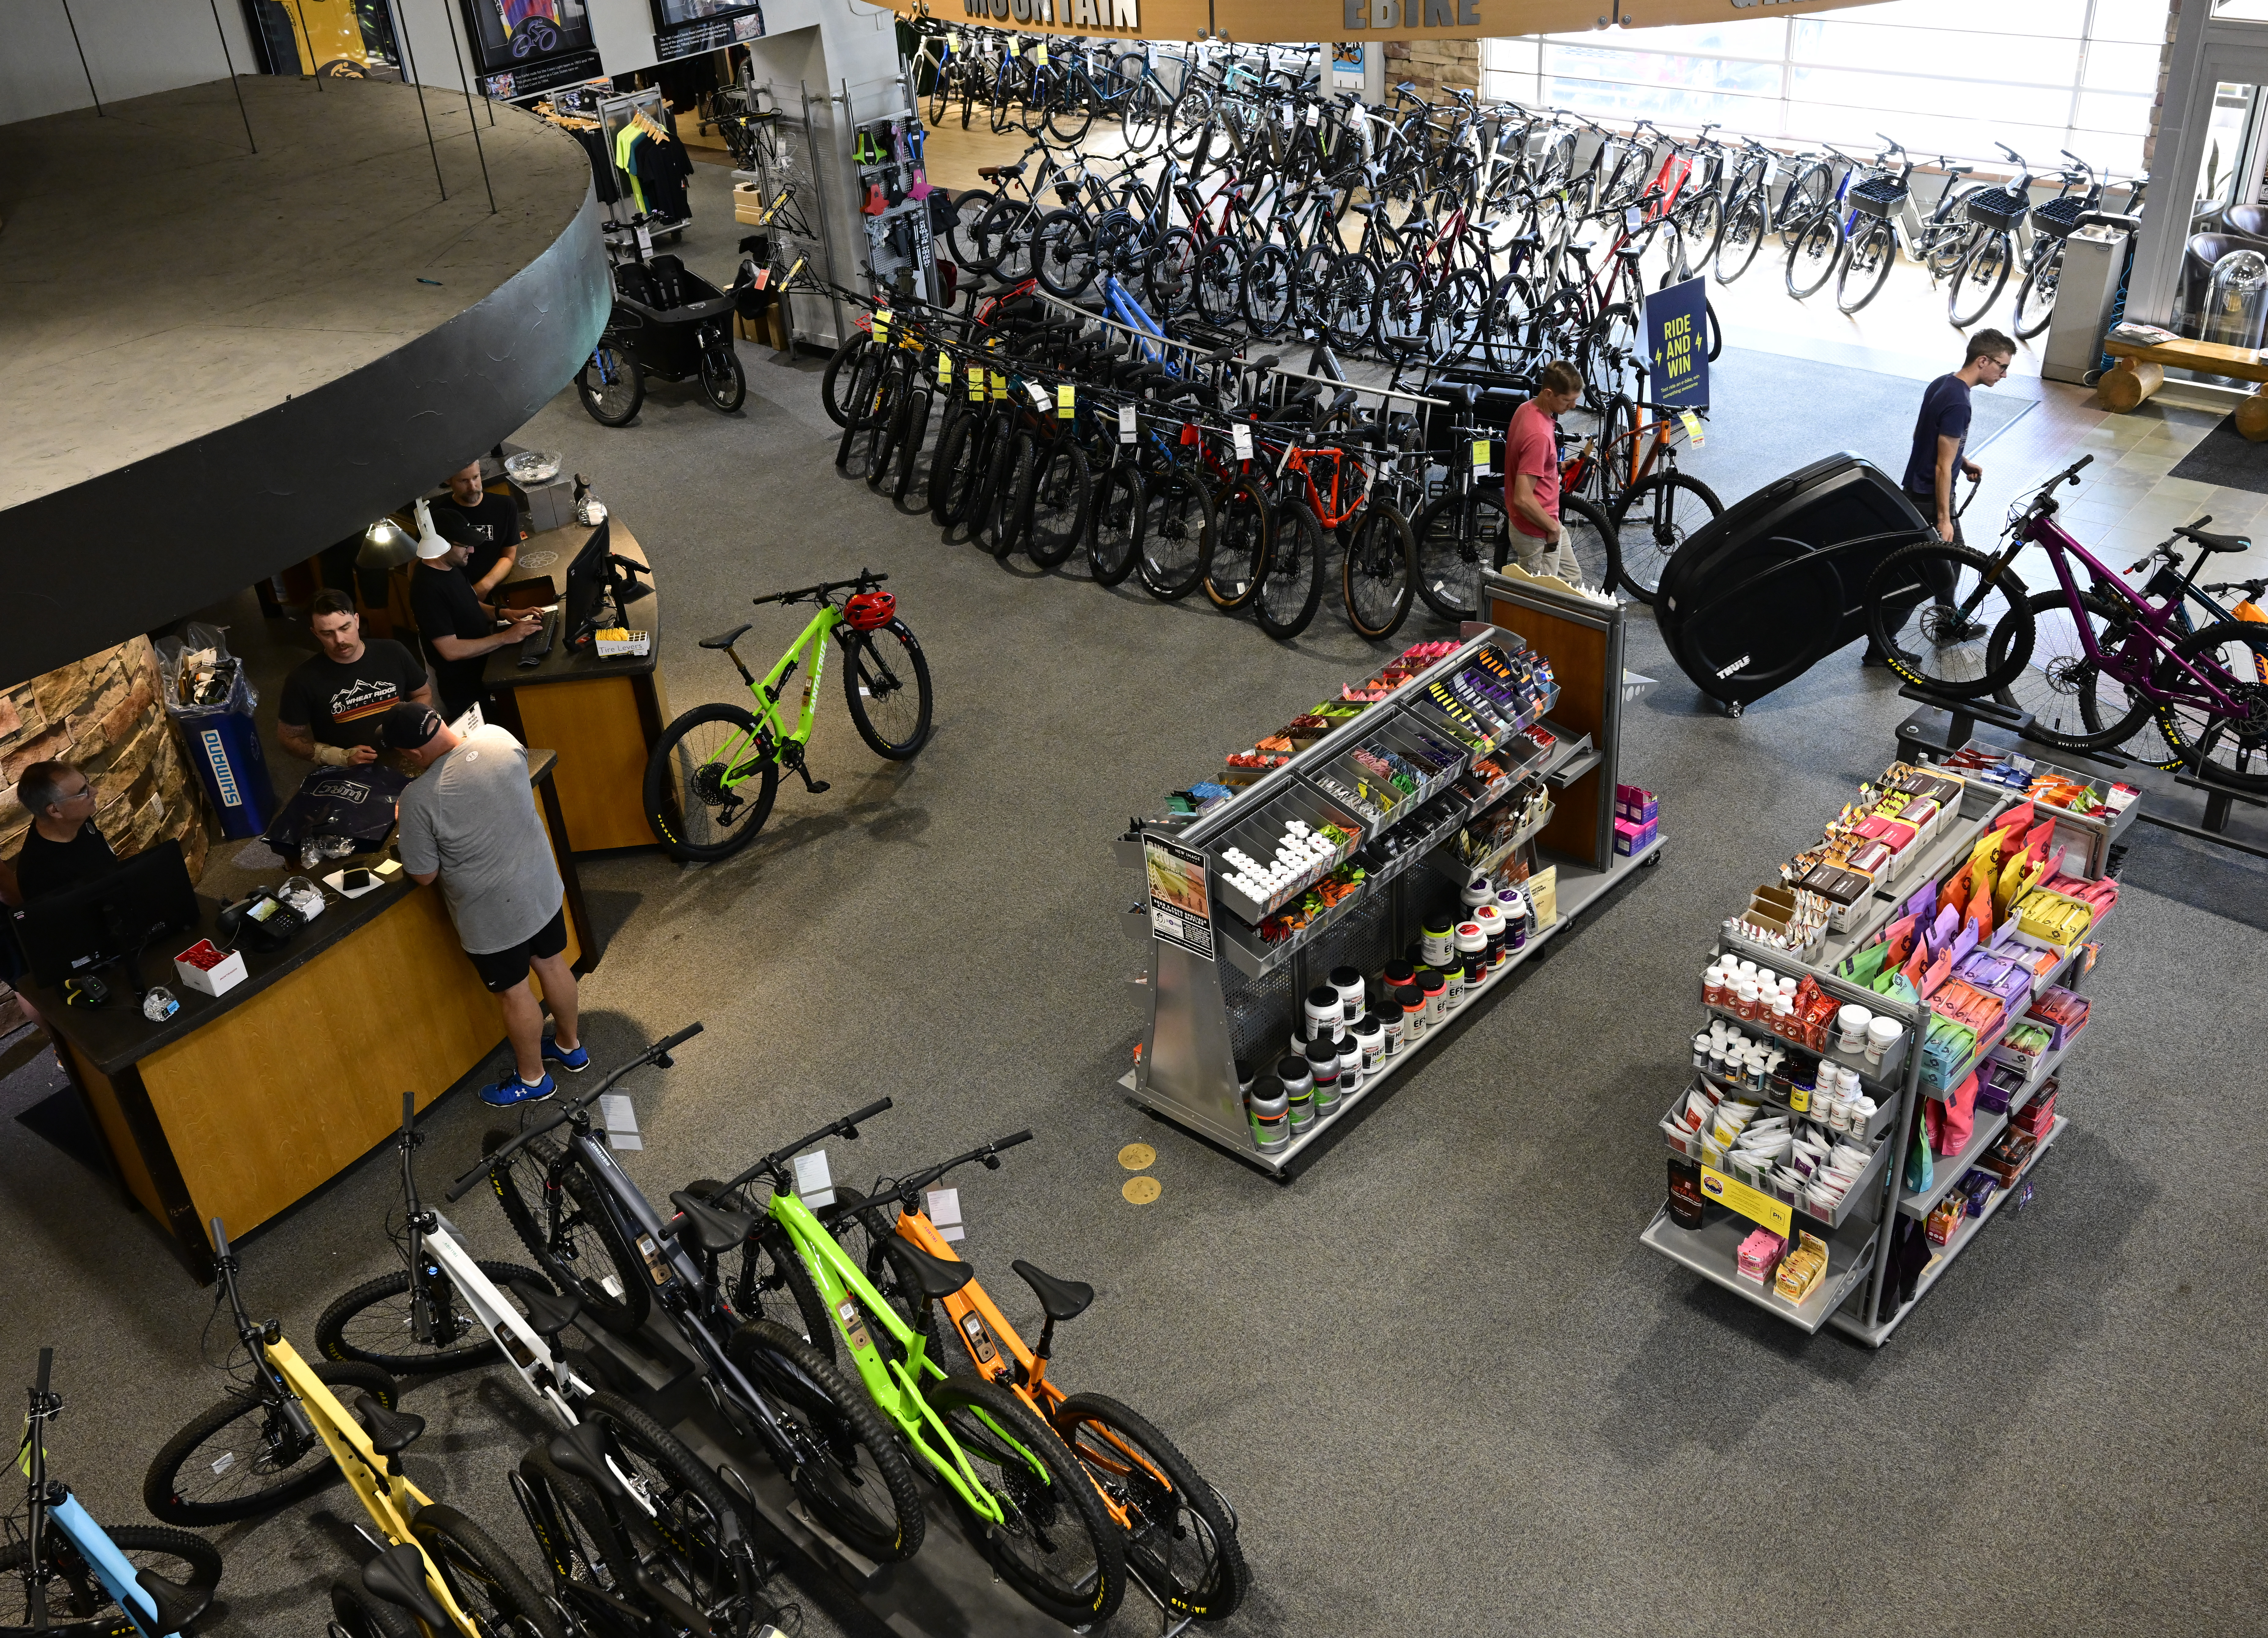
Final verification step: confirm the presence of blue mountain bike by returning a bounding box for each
[6,1350,221,1637]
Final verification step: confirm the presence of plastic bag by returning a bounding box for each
[155,621,258,712]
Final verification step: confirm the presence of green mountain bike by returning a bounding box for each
[643,570,933,861]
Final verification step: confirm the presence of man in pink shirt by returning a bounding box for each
[1505,360,1587,589]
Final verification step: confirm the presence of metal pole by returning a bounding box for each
[801,80,849,347]
[205,0,257,151]
[440,0,499,213]
[58,0,102,116]
[389,0,447,200]
[289,0,323,87]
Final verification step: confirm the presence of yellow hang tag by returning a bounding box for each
[1472,438,1490,470]
[1035,43,1049,65]
[874,308,891,342]
[968,366,984,402]
[1007,38,1020,56]
[991,372,1007,401]
[1057,382,1075,417]
[1678,410,1705,446]
[938,352,953,385]
[950,32,963,50]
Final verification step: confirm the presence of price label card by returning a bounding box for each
[1034,43,1048,64]
[1057,382,1075,417]
[874,308,891,342]
[1700,1165,1791,1237]
[1006,38,1019,55]
[1118,403,1137,443]
[1678,409,1706,446]
[1232,424,1254,461]
[1027,380,1052,412]
[635,224,652,256]
[938,352,953,384]
[968,367,985,402]
[991,372,1007,401]
[926,1187,965,1242]
[1305,102,1319,127]
[752,266,770,290]
[1625,205,1645,233]
[950,33,963,50]
[1472,438,1492,471]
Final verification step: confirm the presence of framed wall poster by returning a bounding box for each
[1330,42,1364,89]
[652,0,763,62]
[457,0,597,79]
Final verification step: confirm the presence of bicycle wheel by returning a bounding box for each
[1836,220,1897,315]
[1052,1393,1247,1625]
[144,1362,401,1525]
[928,413,985,525]
[414,1504,563,1638]
[839,349,892,432]
[1240,242,1296,337]
[1778,163,1831,245]
[1714,196,1765,284]
[1428,267,1489,361]
[0,1525,221,1638]
[1949,231,2012,327]
[1254,498,1326,639]
[1680,190,1725,269]
[1482,273,1539,373]
[1167,84,1213,158]
[1374,261,1429,362]
[2014,245,2062,341]
[1121,80,1167,151]
[1204,474,1273,611]
[1554,491,1622,597]
[1137,468,1216,601]
[1784,214,1843,300]
[1580,304,1639,408]
[642,702,780,862]
[1320,254,1378,352]
[975,199,1033,283]
[1342,503,1416,639]
[1413,490,1506,622]
[1020,437,1093,569]
[1611,471,1723,605]
[819,330,869,427]
[1087,462,1145,586]
[1045,75,1096,144]
[575,1393,758,1630]
[1145,228,1200,318]
[577,346,642,427]
[1865,543,2031,697]
[926,1372,1125,1627]
[1034,209,1097,299]
[1193,237,1245,328]
[1987,591,2157,755]
[946,191,996,270]
[726,1319,927,1562]
[841,619,934,760]
[327,1567,419,1638]
[892,389,934,506]
[2156,621,2268,791]
[864,379,906,492]
[480,1130,653,1336]
[700,346,746,413]
[978,430,1035,559]
[315,1259,552,1376]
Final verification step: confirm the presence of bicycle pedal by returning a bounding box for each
[805,778,831,794]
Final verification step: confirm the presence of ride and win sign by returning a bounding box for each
[1644,277,1709,410]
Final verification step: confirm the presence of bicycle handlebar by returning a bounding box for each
[2028,453,2093,502]
[863,1130,1035,1214]
[752,570,888,607]
[445,1023,704,1200]
[36,1346,52,1397]
[717,1097,896,1200]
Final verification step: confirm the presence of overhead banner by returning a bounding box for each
[884,0,1888,44]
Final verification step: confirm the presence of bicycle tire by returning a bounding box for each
[1044,76,1095,144]
[479,1130,653,1336]
[144,1361,401,1525]
[1836,220,1898,315]
[1034,208,1097,299]
[700,346,746,414]
[413,1503,564,1638]
[975,426,1030,558]
[573,1393,759,1632]
[1413,490,1507,623]
[1777,162,1832,245]
[1611,471,1723,604]
[1193,237,1245,329]
[866,375,913,492]
[642,701,779,862]
[1320,254,1378,353]
[0,1525,222,1638]
[1145,228,1200,318]
[2013,247,2061,341]
[1784,214,1843,300]
[1714,196,1765,284]
[578,346,643,427]
[2157,621,2268,792]
[1342,503,1417,639]
[1374,261,1429,362]
[1204,473,1274,611]
[1121,80,1167,152]
[1020,437,1093,569]
[315,1259,553,1375]
[1986,590,2157,755]
[1240,242,1296,337]
[1253,496,1326,640]
[1052,1392,1247,1624]
[928,1372,1125,1627]
[946,191,996,270]
[1864,542,2032,697]
[1087,463,1145,585]
[726,1319,927,1563]
[327,1568,419,1638]
[819,330,869,428]
[1949,231,2012,327]
[892,388,934,506]
[927,413,983,525]
[1136,468,1216,601]
[975,197,1035,283]
[1580,303,1639,410]
[841,619,934,760]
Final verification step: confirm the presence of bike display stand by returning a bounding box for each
[1122,574,1661,1178]
[1893,681,2268,862]
[567,1318,1195,1637]
[734,80,850,353]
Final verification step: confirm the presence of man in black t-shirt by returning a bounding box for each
[433,461,526,596]
[6,761,117,903]
[279,590,434,765]
[410,525,541,720]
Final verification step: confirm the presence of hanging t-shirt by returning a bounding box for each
[613,122,647,212]
[408,563,494,720]
[279,639,429,751]
[432,492,523,587]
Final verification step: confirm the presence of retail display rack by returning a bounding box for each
[1639,749,2119,1345]
[845,64,942,306]
[596,88,687,237]
[1123,573,1661,1176]
[732,79,849,352]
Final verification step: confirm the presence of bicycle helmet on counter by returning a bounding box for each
[844,590,897,630]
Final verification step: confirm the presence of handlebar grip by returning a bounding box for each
[844,1097,894,1127]
[994,1130,1035,1150]
[37,1347,52,1395]
[656,1021,706,1054]
[210,1217,231,1259]
[402,1090,416,1131]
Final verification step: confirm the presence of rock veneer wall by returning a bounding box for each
[1384,37,1481,99]
[0,639,213,881]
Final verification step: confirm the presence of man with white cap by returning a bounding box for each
[407,500,540,721]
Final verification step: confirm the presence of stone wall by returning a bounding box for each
[0,639,214,881]
[2143,0,2180,173]
[1384,37,1481,100]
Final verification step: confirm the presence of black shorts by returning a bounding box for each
[467,907,569,993]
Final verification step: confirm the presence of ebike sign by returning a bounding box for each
[1343,0,1482,25]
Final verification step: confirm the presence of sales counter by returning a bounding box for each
[482,518,670,853]
[17,751,595,1281]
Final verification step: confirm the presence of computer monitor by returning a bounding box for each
[13,838,201,988]
[564,517,614,647]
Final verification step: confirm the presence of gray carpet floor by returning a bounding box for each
[4,161,2266,1638]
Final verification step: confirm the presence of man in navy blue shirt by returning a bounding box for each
[1904,328,2015,545]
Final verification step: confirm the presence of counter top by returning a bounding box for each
[487,518,662,688]
[23,750,557,1079]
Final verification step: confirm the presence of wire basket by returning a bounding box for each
[1850,174,1909,219]
[2031,194,2087,238]
[1965,186,2031,232]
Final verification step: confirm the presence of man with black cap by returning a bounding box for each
[385,703,585,1106]
[409,525,541,723]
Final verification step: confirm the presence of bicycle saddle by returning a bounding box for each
[507,1275,584,1340]
[1011,1259,1094,1322]
[360,1545,452,1632]
[547,1421,629,1501]
[2175,521,2251,553]
[887,1237,976,1300]
[353,1392,426,1458]
[1337,420,1390,444]
[132,1566,213,1635]
[670,1190,758,1257]
[1564,243,1593,264]
[700,623,752,650]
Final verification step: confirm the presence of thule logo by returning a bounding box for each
[1715,655,1751,678]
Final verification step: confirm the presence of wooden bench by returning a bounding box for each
[2100,336,2268,441]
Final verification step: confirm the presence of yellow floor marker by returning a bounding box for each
[1121,1176,1162,1205]
[1117,1143,1156,1171]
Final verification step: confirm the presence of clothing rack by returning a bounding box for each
[598,88,688,236]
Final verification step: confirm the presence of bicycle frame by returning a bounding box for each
[18,1357,184,1638]
[702,604,841,798]
[2024,511,2252,715]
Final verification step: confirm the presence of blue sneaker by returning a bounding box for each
[542,1033,590,1074]
[480,1071,557,1108]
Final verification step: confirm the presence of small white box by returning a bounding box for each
[594,629,651,659]
[173,940,246,997]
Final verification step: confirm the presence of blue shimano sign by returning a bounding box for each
[1644,277,1710,410]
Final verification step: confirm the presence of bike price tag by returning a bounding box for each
[1057,382,1075,418]
[874,308,892,342]
[950,33,963,50]
[990,371,1007,401]
[937,351,953,385]
[1678,409,1706,446]
[1118,403,1137,443]
[1006,38,1019,55]
[751,266,770,290]
[1625,206,1645,233]
[1305,102,1319,128]
[1232,424,1254,461]
[635,223,652,256]
[968,367,985,403]
[1472,438,1493,473]
[1034,43,1048,65]
[1027,379,1053,413]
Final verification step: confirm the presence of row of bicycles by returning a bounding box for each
[16,1029,1244,1636]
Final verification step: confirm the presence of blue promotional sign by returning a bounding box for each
[1644,277,1709,410]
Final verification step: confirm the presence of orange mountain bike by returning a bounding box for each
[833,1136,1249,1624]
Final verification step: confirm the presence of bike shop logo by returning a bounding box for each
[1344,0,1482,24]
[963,0,1137,24]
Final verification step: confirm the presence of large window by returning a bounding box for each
[1482,0,2170,178]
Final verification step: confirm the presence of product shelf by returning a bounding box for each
[1638,1205,1878,1336]
[1894,1109,2010,1223]
[1434,799,1555,883]
[1700,1000,1910,1094]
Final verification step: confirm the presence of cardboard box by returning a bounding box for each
[174,939,246,998]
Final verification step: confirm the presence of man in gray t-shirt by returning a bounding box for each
[385,705,587,1107]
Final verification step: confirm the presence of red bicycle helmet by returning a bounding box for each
[844,590,896,631]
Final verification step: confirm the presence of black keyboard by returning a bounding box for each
[518,609,559,668]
